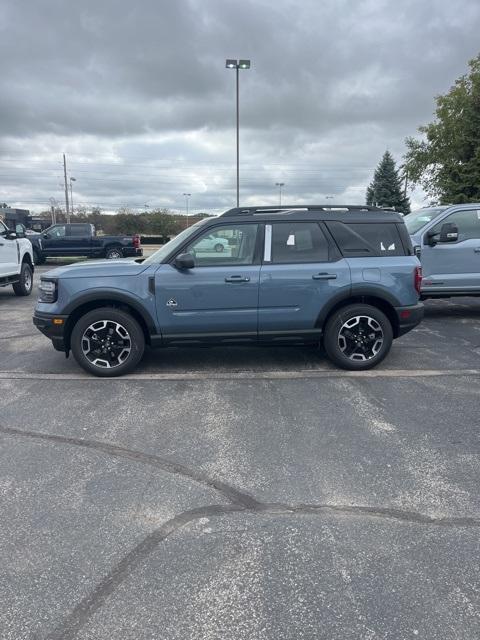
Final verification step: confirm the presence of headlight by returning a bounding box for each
[39,279,57,303]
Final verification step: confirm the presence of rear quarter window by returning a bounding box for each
[326,222,407,257]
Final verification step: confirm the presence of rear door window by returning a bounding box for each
[326,222,405,257]
[68,224,90,236]
[270,222,330,263]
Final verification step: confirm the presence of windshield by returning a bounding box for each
[143,218,211,264]
[405,208,446,235]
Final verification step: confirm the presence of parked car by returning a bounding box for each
[0,220,34,296]
[29,223,142,264]
[193,234,230,253]
[406,203,480,298]
[33,205,423,376]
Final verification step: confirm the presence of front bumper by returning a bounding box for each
[33,311,68,352]
[394,302,424,337]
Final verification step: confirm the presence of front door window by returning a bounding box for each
[430,209,480,242]
[185,224,258,266]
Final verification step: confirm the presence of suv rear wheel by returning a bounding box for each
[13,262,33,296]
[71,307,145,377]
[323,304,393,370]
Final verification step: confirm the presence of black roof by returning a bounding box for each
[220,205,404,223]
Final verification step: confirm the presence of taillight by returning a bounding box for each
[133,234,141,249]
[414,266,422,294]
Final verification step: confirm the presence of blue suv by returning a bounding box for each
[33,205,423,376]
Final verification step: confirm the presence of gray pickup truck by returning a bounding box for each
[29,223,143,264]
[406,204,480,297]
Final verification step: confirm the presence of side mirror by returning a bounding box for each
[174,253,195,269]
[6,232,17,240]
[43,232,50,239]
[439,222,458,243]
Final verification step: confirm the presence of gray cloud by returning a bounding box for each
[1,0,480,212]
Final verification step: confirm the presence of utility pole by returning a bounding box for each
[69,177,76,214]
[404,168,408,199]
[63,154,70,223]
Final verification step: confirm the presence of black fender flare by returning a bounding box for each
[316,284,402,331]
[63,289,157,335]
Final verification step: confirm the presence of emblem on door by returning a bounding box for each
[166,298,178,308]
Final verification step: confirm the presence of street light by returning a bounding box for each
[183,193,191,227]
[225,58,251,207]
[69,177,76,214]
[275,182,285,206]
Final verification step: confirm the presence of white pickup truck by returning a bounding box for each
[0,219,34,296]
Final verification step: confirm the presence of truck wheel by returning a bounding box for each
[105,246,123,259]
[13,262,33,296]
[33,249,46,265]
[71,307,145,377]
[323,304,393,370]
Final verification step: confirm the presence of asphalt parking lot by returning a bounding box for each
[1,262,479,639]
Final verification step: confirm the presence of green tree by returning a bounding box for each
[405,54,480,204]
[366,151,410,213]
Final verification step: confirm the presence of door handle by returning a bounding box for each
[474,248,480,253]
[312,273,337,280]
[0,243,4,246]
[225,275,250,283]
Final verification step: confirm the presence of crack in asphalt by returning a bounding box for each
[43,504,246,640]
[0,425,260,509]
[2,424,479,640]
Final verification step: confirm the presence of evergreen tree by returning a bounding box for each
[405,54,480,204]
[366,151,410,213]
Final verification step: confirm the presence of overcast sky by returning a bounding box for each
[1,0,480,215]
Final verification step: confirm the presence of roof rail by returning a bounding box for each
[221,205,384,217]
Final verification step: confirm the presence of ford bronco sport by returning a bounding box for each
[33,205,423,376]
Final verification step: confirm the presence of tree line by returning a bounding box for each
[38,207,212,237]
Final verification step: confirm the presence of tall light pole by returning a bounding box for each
[69,177,76,214]
[183,193,191,227]
[275,182,285,206]
[226,59,251,207]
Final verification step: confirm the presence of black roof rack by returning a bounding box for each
[221,205,384,217]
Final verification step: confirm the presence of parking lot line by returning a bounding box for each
[0,368,478,381]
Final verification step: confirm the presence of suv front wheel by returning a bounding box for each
[71,307,145,377]
[323,304,393,370]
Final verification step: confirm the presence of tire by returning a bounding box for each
[71,307,145,377]
[214,243,224,253]
[33,249,46,265]
[323,304,393,370]
[12,262,33,296]
[105,246,123,259]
